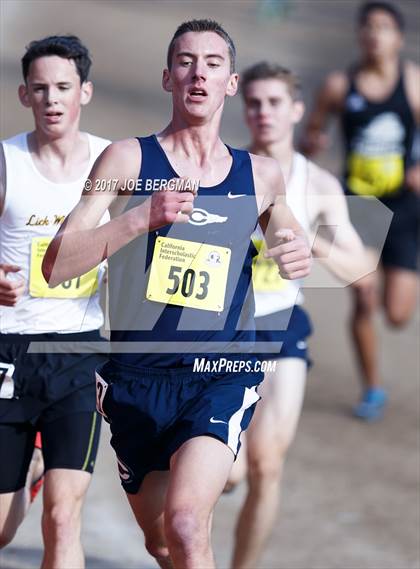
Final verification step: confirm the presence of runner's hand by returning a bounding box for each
[140,177,197,231]
[0,264,25,306]
[264,230,312,280]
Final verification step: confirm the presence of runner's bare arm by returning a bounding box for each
[43,139,195,286]
[404,61,420,124]
[307,164,374,284]
[252,154,311,280]
[299,71,348,156]
[0,143,5,216]
[404,62,420,194]
[0,142,26,306]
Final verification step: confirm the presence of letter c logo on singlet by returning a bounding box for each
[189,208,228,226]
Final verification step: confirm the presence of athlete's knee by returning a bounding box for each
[165,507,207,554]
[0,493,24,548]
[144,535,170,564]
[385,305,412,328]
[0,524,17,549]
[353,288,376,316]
[248,450,285,485]
[42,498,82,542]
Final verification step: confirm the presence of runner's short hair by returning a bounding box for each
[22,35,92,83]
[167,19,236,73]
[241,62,302,101]
[358,2,405,32]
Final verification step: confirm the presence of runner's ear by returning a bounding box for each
[226,73,239,98]
[292,101,305,125]
[18,84,31,108]
[80,81,93,106]
[162,69,172,93]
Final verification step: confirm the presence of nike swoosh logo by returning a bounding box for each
[227,191,246,199]
[210,416,228,425]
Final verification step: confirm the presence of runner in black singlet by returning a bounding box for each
[301,1,419,421]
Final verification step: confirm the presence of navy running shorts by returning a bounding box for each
[254,305,313,363]
[96,359,263,494]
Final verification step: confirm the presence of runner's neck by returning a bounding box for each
[359,54,400,79]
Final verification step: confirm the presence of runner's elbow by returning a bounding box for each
[41,251,60,287]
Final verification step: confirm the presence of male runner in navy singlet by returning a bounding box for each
[44,20,311,568]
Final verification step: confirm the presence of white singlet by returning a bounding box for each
[253,152,310,317]
[0,132,110,333]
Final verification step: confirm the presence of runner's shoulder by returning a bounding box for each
[249,153,284,188]
[92,138,142,179]
[85,132,112,155]
[404,59,420,79]
[403,60,420,117]
[307,159,343,196]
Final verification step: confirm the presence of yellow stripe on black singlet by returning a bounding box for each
[82,412,98,471]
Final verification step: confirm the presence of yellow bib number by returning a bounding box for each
[30,237,99,298]
[252,239,287,293]
[146,237,231,312]
[347,153,404,197]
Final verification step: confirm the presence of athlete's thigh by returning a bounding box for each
[126,470,169,535]
[247,358,307,453]
[43,468,91,511]
[0,423,36,539]
[0,422,36,493]
[0,487,27,545]
[227,434,248,487]
[42,412,96,507]
[40,409,101,474]
[166,436,234,515]
[383,267,418,323]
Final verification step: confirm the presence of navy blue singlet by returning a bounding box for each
[108,135,260,367]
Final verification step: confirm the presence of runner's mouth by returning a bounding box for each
[188,88,208,100]
[44,112,64,123]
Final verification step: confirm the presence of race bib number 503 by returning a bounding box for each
[146,237,231,312]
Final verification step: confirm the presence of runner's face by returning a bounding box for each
[244,79,303,145]
[359,10,403,60]
[19,56,92,138]
[163,31,238,122]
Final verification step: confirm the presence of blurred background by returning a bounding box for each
[1,1,419,568]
